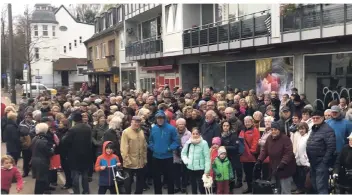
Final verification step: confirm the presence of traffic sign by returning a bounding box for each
[24,64,28,70]
[1,74,6,79]
[35,76,42,79]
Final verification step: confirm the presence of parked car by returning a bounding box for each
[22,83,56,97]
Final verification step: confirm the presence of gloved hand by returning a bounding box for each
[277,163,285,170]
[216,173,222,178]
[333,173,338,179]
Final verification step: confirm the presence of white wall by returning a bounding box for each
[55,8,94,59]
[162,4,184,56]
[30,23,59,88]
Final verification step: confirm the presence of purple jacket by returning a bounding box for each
[173,129,191,164]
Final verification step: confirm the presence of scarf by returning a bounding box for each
[221,130,231,138]
[190,137,202,145]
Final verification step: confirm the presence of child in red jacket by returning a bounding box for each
[1,155,23,194]
[210,137,221,178]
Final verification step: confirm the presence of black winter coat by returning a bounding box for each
[334,145,352,186]
[4,120,21,154]
[31,133,54,181]
[92,123,109,155]
[306,122,336,166]
[200,121,221,148]
[103,128,121,156]
[221,132,241,167]
[277,118,293,137]
[62,123,92,171]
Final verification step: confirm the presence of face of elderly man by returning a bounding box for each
[225,108,233,119]
[205,111,215,123]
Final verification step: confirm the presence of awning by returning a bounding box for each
[53,58,87,71]
[141,65,173,71]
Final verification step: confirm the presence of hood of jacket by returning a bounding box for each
[102,141,113,158]
[155,110,167,126]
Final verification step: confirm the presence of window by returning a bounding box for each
[64,46,66,53]
[31,85,37,90]
[102,43,107,58]
[108,40,115,56]
[74,40,77,47]
[95,21,99,33]
[34,25,38,37]
[117,7,122,22]
[95,45,100,59]
[79,36,82,43]
[34,48,39,59]
[39,85,46,90]
[110,12,114,26]
[78,68,84,75]
[165,5,171,32]
[69,43,72,50]
[88,47,93,60]
[142,18,157,40]
[52,26,56,36]
[131,4,134,12]
[103,17,106,30]
[42,25,48,36]
[173,4,178,27]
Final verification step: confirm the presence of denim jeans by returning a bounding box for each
[71,170,90,194]
[310,162,329,194]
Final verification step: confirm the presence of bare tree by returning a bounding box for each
[69,4,102,24]
[1,5,8,89]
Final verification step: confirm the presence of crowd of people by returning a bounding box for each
[1,85,352,194]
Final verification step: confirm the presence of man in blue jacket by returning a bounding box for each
[326,106,352,155]
[149,110,179,194]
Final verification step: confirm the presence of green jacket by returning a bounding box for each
[181,139,211,173]
[212,157,234,181]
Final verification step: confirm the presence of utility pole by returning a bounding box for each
[1,17,8,91]
[8,3,16,104]
[24,7,32,97]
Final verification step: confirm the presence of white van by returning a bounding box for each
[22,83,55,97]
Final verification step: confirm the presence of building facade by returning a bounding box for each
[122,3,352,107]
[30,4,94,89]
[84,5,124,95]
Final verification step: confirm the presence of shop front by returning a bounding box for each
[201,56,294,97]
[304,52,352,110]
[120,62,137,91]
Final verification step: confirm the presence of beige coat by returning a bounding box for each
[120,127,147,169]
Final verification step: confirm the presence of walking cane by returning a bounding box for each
[109,165,119,194]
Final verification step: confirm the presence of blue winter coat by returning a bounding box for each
[326,116,352,153]
[148,110,179,159]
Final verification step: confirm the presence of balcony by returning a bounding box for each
[281,4,352,42]
[125,37,163,61]
[182,10,271,52]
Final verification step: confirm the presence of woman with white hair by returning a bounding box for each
[103,116,123,158]
[258,116,274,180]
[4,111,21,164]
[31,123,54,194]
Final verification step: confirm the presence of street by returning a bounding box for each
[2,142,247,194]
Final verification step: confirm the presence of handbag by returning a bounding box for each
[50,154,61,170]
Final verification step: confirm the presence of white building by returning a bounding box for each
[30,4,94,89]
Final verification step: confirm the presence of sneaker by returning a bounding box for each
[51,183,58,187]
[61,185,72,190]
[143,186,150,191]
[22,173,29,178]
[47,186,56,191]
[181,189,187,193]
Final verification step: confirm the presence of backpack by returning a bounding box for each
[186,143,192,157]
[237,137,245,155]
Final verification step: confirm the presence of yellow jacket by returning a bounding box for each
[120,127,147,169]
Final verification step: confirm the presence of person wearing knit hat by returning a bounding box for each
[217,146,227,157]
[209,137,221,180]
[212,146,234,194]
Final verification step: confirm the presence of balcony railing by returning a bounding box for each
[183,10,271,49]
[125,37,163,57]
[281,4,352,32]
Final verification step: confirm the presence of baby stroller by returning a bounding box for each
[108,165,130,195]
[252,165,279,194]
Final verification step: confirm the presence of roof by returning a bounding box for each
[31,9,58,24]
[53,58,87,71]
[54,5,94,25]
[84,22,123,44]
